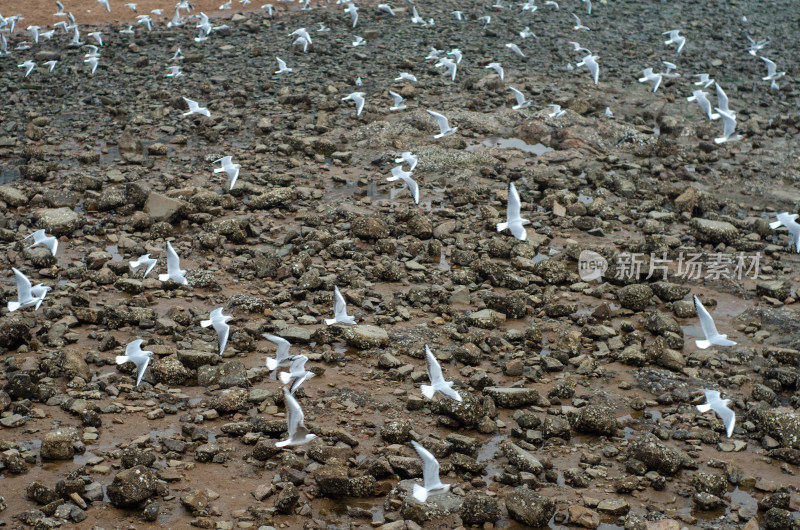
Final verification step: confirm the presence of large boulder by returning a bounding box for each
[505,487,555,527]
[106,466,158,507]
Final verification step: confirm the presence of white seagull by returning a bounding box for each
[519,27,537,39]
[509,87,531,109]
[98,0,111,12]
[166,66,183,77]
[395,151,417,171]
[345,3,358,28]
[84,57,100,75]
[770,213,800,253]
[43,60,58,72]
[497,182,530,241]
[24,229,58,256]
[421,345,461,402]
[426,110,457,138]
[352,35,366,47]
[435,57,457,81]
[388,91,407,111]
[395,72,417,83]
[693,73,714,88]
[746,35,769,56]
[158,241,188,285]
[213,156,241,190]
[687,90,719,120]
[485,62,504,80]
[452,11,463,21]
[279,354,315,394]
[125,3,138,11]
[262,4,274,16]
[506,43,525,57]
[183,97,211,117]
[88,31,103,46]
[663,29,686,54]
[713,108,742,144]
[378,3,395,16]
[693,295,737,349]
[27,26,40,44]
[547,104,566,118]
[264,333,292,379]
[325,286,356,325]
[410,440,450,502]
[201,307,233,356]
[219,0,232,8]
[639,68,663,93]
[571,13,589,31]
[761,57,785,90]
[275,57,292,74]
[715,83,734,117]
[18,60,36,78]
[276,387,317,447]
[116,339,154,387]
[8,268,46,312]
[130,254,157,278]
[342,92,366,116]
[55,1,67,16]
[696,390,735,438]
[576,54,599,84]
[386,166,420,205]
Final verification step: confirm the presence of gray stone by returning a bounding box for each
[484,387,549,408]
[505,487,555,527]
[106,466,158,507]
[37,207,81,236]
[690,218,739,244]
[342,325,389,349]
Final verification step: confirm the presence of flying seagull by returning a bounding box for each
[388,91,406,111]
[746,35,769,56]
[201,307,233,356]
[183,97,210,117]
[693,295,737,349]
[378,3,395,16]
[435,57,457,81]
[485,62,504,80]
[386,166,420,205]
[687,90,720,120]
[639,68,663,93]
[98,0,111,12]
[395,72,417,83]
[18,60,36,78]
[24,229,58,256]
[519,27,537,39]
[506,43,525,57]
[761,57,785,90]
[410,440,450,502]
[8,268,46,312]
[696,390,735,437]
[264,333,292,379]
[275,57,292,74]
[279,354,315,394]
[116,339,153,387]
[715,83,734,117]
[693,73,714,88]
[421,345,461,402]
[713,108,742,144]
[128,253,157,278]
[213,156,241,190]
[325,286,356,325]
[55,1,67,16]
[342,92,366,116]
[426,110,457,139]
[571,13,589,31]
[158,241,188,285]
[43,60,58,72]
[276,387,317,447]
[547,104,566,118]
[395,151,417,171]
[769,213,800,253]
[509,87,531,109]
[497,182,530,241]
[576,54,599,84]
[663,29,686,53]
[166,66,183,77]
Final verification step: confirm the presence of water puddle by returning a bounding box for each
[477,433,504,483]
[577,193,594,205]
[105,245,123,262]
[466,138,554,156]
[438,249,450,271]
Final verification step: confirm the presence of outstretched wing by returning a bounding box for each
[424,345,445,385]
[694,296,722,339]
[509,87,525,106]
[166,241,181,274]
[410,441,440,488]
[426,110,449,132]
[263,334,291,359]
[333,286,348,317]
[12,268,33,301]
[507,182,522,220]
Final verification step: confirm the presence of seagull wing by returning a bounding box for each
[507,182,522,221]
[426,110,450,134]
[718,109,737,138]
[712,400,735,437]
[12,268,33,301]
[694,296,722,339]
[284,387,304,438]
[213,319,230,354]
[389,91,404,106]
[424,345,445,385]
[333,286,348,318]
[509,87,526,106]
[403,175,420,204]
[411,441,441,489]
[165,242,181,276]
[715,84,729,111]
[263,333,291,359]
[761,57,776,77]
[276,57,287,70]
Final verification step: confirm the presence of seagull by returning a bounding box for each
[693,295,737,348]
[545,0,559,8]
[0,35,9,55]
[713,108,742,144]
[604,107,613,118]
[342,92,366,116]
[88,31,103,46]
[345,3,358,28]
[497,182,530,241]
[264,333,293,379]
[662,61,679,76]
[715,83,734,117]
[687,90,720,120]
[30,284,51,311]
[130,254,157,278]
[213,156,241,190]
[576,54,599,84]
[325,286,356,325]
[98,0,111,12]
[395,151,418,171]
[171,47,183,61]
[388,91,407,111]
[352,35,366,47]
[166,66,183,77]
[137,14,152,31]
[693,73,714,88]
[355,76,362,86]
[288,27,312,44]
[521,0,537,12]
[201,307,233,356]
[519,27,537,39]
[427,110,457,139]
[425,47,444,61]
[158,241,188,285]
[54,21,70,33]
[120,26,135,35]
[761,57,785,90]
[43,60,58,72]
[116,340,154,387]
[770,213,800,253]
[125,3,138,12]
[696,390,735,437]
[410,5,426,25]
[293,36,310,52]
[506,43,525,57]
[40,30,56,41]
[572,13,589,31]
[479,16,491,26]
[262,4,274,16]
[84,57,100,75]
[746,35,769,56]
[639,68,663,93]
[183,97,211,117]
[386,166,420,204]
[421,345,461,402]
[547,104,566,118]
[27,26,40,44]
[84,45,101,58]
[378,3,395,15]
[279,354,316,394]
[274,57,292,74]
[509,87,531,109]
[23,229,58,256]
[8,268,46,312]
[395,72,417,83]
[219,0,232,8]
[663,30,686,54]
[410,441,450,503]
[485,62,504,80]
[275,387,317,447]
[316,23,330,32]
[18,60,35,78]
[452,11,463,21]
[435,57,457,81]
[582,0,592,14]
[55,1,67,16]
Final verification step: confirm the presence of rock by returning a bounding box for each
[505,487,555,527]
[693,492,726,511]
[617,284,654,311]
[61,349,91,381]
[569,506,601,529]
[0,186,27,206]
[273,483,299,514]
[41,430,75,460]
[692,472,728,497]
[121,447,156,469]
[757,280,790,301]
[626,433,685,475]
[36,207,81,236]
[352,217,389,239]
[651,282,691,302]
[180,490,210,514]
[468,309,500,329]
[460,492,499,526]
[106,466,158,507]
[210,387,249,414]
[381,419,413,444]
[431,391,483,427]
[597,499,630,515]
[690,218,739,244]
[502,443,544,474]
[342,325,389,349]
[144,192,186,222]
[574,403,618,436]
[4,370,36,398]
[748,407,800,450]
[314,464,350,497]
[484,387,549,408]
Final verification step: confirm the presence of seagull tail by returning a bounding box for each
[711,336,737,347]
[158,273,169,281]
[496,222,508,232]
[7,301,20,312]
[696,403,711,413]
[695,339,711,349]
[279,372,292,384]
[266,358,278,370]
[412,484,429,503]
[200,319,212,328]
[420,385,435,399]
[115,355,130,365]
[324,318,337,325]
[275,439,290,448]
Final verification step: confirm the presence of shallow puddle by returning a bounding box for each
[466,137,554,156]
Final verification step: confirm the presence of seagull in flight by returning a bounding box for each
[24,229,58,256]
[378,3,395,16]
[214,156,241,190]
[714,83,734,117]
[130,254,157,278]
[159,241,188,284]
[88,31,103,46]
[421,345,461,402]
[770,213,800,253]
[386,166,420,204]
[43,60,58,72]
[27,26,40,44]
[435,57,457,81]
[746,35,769,56]
[352,35,366,47]
[479,16,491,26]
[410,440,450,503]
[395,151,418,171]
[279,354,316,394]
[8,268,46,312]
[219,0,232,9]
[687,90,719,120]
[410,5,426,25]
[201,307,233,356]
[547,104,566,118]
[325,286,356,325]
[345,3,358,28]
[509,87,531,109]
[166,66,183,77]
[485,62,504,80]
[120,26,135,35]
[316,23,330,32]
[497,182,530,240]
[137,14,153,31]
[116,340,153,387]
[274,57,291,74]
[125,3,138,12]
[262,4,274,16]
[663,30,686,54]
[276,387,317,447]
[693,295,737,348]
[452,11,464,21]
[545,0,559,8]
[696,390,735,437]
[342,92,366,116]
[572,13,590,31]
[395,72,417,83]
[761,57,785,89]
[639,68,663,93]
[388,91,406,111]
[18,60,36,78]
[84,57,100,75]
[98,0,111,12]
[693,73,714,88]
[713,108,742,144]
[55,1,67,16]
[506,43,525,57]
[426,110,457,139]
[183,97,210,117]
[576,54,599,84]
[264,333,293,379]
[567,41,590,54]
